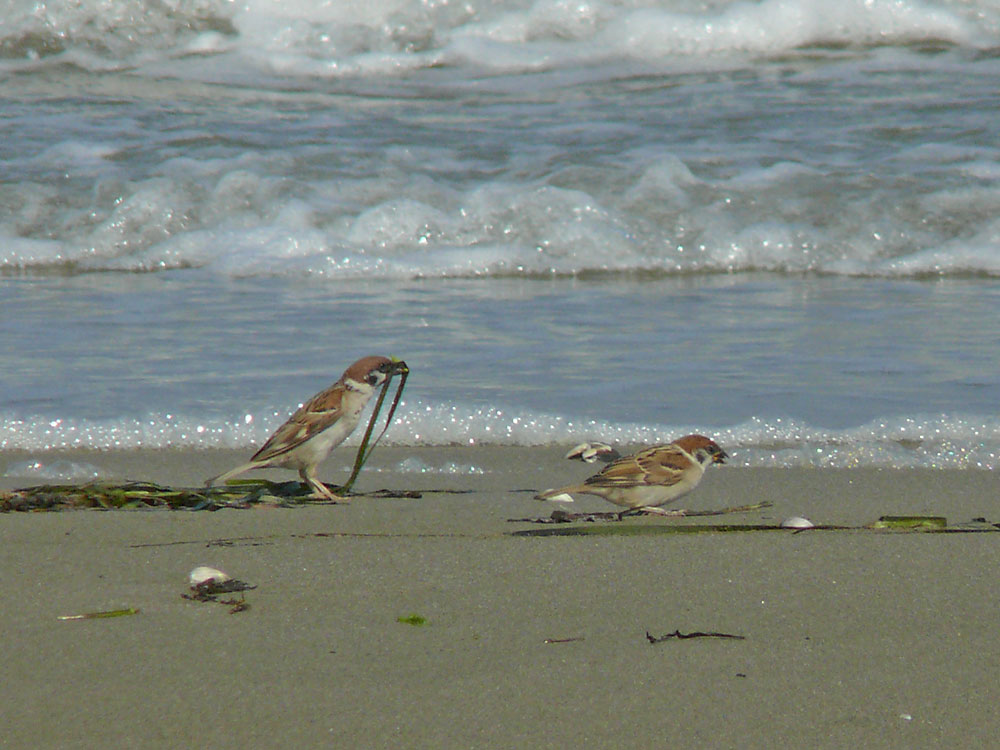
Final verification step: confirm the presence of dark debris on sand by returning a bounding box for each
[0,480,421,512]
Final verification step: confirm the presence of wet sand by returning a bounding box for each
[2,447,999,748]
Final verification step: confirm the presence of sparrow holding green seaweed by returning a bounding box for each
[535,434,728,514]
[206,356,408,501]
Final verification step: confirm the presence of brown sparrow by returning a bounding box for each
[535,434,727,513]
[206,355,407,500]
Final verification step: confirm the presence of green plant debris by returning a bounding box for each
[512,523,791,537]
[339,359,409,495]
[182,577,255,614]
[512,516,1000,537]
[0,481,254,512]
[397,613,427,626]
[0,480,421,512]
[871,515,948,529]
[510,501,773,524]
[58,607,140,621]
[182,589,252,614]
[189,579,257,596]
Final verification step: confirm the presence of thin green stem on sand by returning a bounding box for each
[338,360,409,495]
[58,607,140,621]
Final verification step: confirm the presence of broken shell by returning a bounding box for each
[565,441,619,463]
[189,566,231,587]
[780,516,815,529]
[540,492,575,503]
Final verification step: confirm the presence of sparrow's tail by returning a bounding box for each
[204,461,260,488]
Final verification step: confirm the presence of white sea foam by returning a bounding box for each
[2,0,994,77]
[5,140,1000,279]
[4,0,1000,282]
[2,406,997,470]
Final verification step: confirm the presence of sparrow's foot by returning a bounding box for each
[305,479,349,503]
[622,506,688,517]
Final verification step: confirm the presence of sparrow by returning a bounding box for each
[205,355,408,501]
[535,434,727,513]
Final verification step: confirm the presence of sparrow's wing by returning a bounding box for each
[585,444,688,489]
[250,381,347,462]
[636,444,694,486]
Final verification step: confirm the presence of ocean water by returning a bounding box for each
[2,0,1000,475]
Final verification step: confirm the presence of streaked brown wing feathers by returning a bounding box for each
[584,444,687,489]
[250,382,346,461]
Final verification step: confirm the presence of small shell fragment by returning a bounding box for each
[780,516,815,529]
[539,492,575,503]
[189,566,231,587]
[565,442,619,463]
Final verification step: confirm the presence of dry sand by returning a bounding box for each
[2,447,999,748]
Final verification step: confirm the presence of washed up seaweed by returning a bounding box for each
[512,523,793,537]
[182,589,252,614]
[0,481,241,512]
[182,575,256,614]
[509,502,773,524]
[0,480,422,512]
[511,514,1000,537]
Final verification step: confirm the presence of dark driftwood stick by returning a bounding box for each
[646,630,746,644]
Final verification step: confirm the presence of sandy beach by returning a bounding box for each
[2,447,999,748]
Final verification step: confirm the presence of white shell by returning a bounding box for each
[541,492,575,503]
[189,566,231,586]
[565,441,615,463]
[780,516,815,529]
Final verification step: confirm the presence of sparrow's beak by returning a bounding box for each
[713,449,728,465]
[389,358,409,375]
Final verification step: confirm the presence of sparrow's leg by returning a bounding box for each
[618,506,688,519]
[299,466,346,502]
[638,506,687,516]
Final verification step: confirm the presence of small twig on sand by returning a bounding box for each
[58,607,140,621]
[646,629,745,644]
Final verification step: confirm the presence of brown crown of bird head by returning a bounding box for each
[672,434,728,466]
